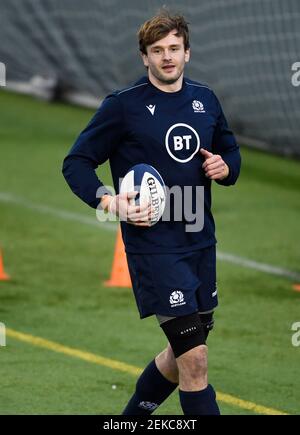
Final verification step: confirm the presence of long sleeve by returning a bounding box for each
[211,94,241,186]
[62,94,124,208]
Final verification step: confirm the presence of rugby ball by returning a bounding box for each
[120,164,166,226]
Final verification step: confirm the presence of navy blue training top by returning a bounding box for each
[63,76,241,254]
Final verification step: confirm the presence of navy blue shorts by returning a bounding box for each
[126,245,218,319]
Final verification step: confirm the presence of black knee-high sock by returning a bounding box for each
[179,384,220,415]
[122,359,178,415]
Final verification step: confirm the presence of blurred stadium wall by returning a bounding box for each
[0,0,299,156]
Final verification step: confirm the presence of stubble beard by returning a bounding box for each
[151,64,184,86]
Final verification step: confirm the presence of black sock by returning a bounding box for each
[179,384,220,415]
[122,359,178,415]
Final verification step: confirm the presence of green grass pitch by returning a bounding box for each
[0,90,299,415]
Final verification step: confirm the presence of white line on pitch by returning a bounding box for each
[0,191,116,231]
[217,252,300,281]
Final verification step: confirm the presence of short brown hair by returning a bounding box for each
[138,10,190,54]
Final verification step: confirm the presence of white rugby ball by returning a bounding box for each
[120,164,166,226]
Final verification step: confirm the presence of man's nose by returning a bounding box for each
[162,49,172,61]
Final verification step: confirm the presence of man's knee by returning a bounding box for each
[177,345,208,379]
[176,346,208,391]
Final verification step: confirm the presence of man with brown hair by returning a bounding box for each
[63,10,241,415]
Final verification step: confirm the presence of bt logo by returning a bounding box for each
[173,135,193,151]
[165,123,200,163]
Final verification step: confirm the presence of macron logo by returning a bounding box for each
[146,104,156,115]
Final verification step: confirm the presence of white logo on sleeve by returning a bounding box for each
[170,290,186,307]
[192,100,205,113]
[146,104,156,115]
[165,123,200,163]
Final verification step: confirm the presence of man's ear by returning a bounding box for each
[141,51,149,68]
[185,48,190,64]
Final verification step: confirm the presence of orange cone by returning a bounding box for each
[292,284,300,292]
[104,227,132,287]
[0,250,10,281]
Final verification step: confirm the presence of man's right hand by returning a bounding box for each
[101,192,152,227]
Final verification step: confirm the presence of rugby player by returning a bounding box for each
[63,10,241,415]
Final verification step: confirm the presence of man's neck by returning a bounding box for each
[148,72,184,93]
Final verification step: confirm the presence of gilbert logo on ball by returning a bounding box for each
[120,164,166,226]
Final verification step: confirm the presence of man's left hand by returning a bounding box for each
[200,148,229,180]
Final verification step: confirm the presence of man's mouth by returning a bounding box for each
[162,65,176,73]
